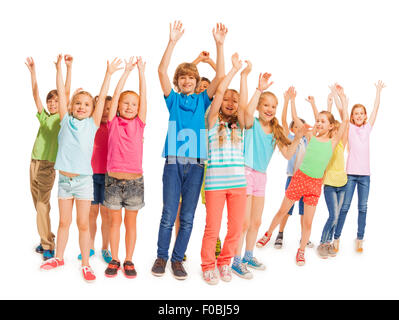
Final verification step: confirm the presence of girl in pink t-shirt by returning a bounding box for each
[334,81,385,253]
[103,57,147,279]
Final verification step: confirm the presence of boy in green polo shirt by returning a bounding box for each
[26,55,72,260]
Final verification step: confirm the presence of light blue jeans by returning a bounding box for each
[334,175,370,241]
[320,184,347,244]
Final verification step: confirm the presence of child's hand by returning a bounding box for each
[305,95,315,104]
[25,57,35,73]
[197,51,210,62]
[327,92,333,105]
[257,73,273,92]
[64,54,73,68]
[54,54,63,69]
[106,57,123,75]
[231,53,242,71]
[124,56,137,72]
[170,20,185,43]
[288,86,297,100]
[213,23,228,45]
[241,60,252,76]
[375,80,386,91]
[137,56,146,73]
[283,89,290,102]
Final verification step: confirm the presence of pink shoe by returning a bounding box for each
[296,249,305,266]
[256,232,272,248]
[40,258,64,270]
[82,266,96,283]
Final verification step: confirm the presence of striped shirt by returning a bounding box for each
[205,120,246,191]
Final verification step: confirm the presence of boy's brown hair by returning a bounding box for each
[173,63,200,92]
[46,90,58,102]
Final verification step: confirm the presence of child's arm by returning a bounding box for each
[238,60,252,129]
[55,54,67,121]
[244,72,273,129]
[327,92,333,113]
[207,53,242,129]
[137,57,147,123]
[192,51,216,71]
[25,57,44,114]
[281,89,290,136]
[331,87,349,150]
[64,54,73,106]
[329,84,347,145]
[206,23,227,99]
[369,80,386,127]
[158,21,184,98]
[305,95,318,121]
[108,57,136,123]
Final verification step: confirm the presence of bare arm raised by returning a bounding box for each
[25,57,44,114]
[137,57,147,123]
[369,80,386,127]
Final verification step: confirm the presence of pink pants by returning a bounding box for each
[201,187,247,272]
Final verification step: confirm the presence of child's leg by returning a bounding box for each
[56,198,74,260]
[299,204,317,251]
[201,190,226,271]
[217,188,247,267]
[245,196,265,252]
[279,176,295,233]
[109,209,123,261]
[174,201,182,238]
[334,175,357,240]
[99,204,110,250]
[124,210,139,262]
[89,204,99,250]
[266,196,296,235]
[356,176,370,240]
[235,195,252,259]
[76,199,92,267]
[321,186,338,244]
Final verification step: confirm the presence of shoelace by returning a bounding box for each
[219,265,230,276]
[205,270,217,281]
[82,266,94,274]
[173,261,185,272]
[297,250,305,261]
[41,257,59,266]
[240,263,250,273]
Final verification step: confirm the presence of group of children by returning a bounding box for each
[27,21,384,284]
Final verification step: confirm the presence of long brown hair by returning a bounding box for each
[217,89,241,148]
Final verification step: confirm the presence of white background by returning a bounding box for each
[0,0,398,300]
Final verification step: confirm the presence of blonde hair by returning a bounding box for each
[350,104,368,125]
[258,92,291,149]
[217,89,241,148]
[70,91,94,115]
[173,63,200,92]
[319,110,340,138]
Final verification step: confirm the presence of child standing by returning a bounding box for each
[151,21,225,280]
[40,55,122,282]
[103,57,147,279]
[26,55,72,261]
[333,81,385,253]
[233,78,304,279]
[256,86,349,266]
[201,53,246,285]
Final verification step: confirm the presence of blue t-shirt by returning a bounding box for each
[244,118,275,173]
[55,113,98,175]
[162,89,212,160]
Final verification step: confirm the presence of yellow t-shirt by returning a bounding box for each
[323,141,347,187]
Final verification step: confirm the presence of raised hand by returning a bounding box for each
[231,53,242,71]
[106,57,123,75]
[375,80,386,91]
[305,95,315,104]
[197,51,210,62]
[137,56,146,72]
[287,86,297,99]
[54,54,63,69]
[257,72,273,92]
[25,57,35,73]
[64,54,73,68]
[124,56,137,72]
[212,23,228,45]
[241,60,252,76]
[170,20,185,43]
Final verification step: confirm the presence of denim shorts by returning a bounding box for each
[58,173,94,201]
[104,174,145,211]
[92,174,105,205]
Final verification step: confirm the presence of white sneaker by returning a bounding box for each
[203,269,219,285]
[218,265,232,282]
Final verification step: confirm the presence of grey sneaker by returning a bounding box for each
[306,241,314,248]
[171,261,188,280]
[317,244,329,259]
[327,243,336,257]
[274,237,283,249]
[151,258,167,277]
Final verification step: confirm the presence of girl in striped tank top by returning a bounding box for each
[200,53,247,285]
[257,86,349,266]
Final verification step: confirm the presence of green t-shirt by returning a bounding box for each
[31,110,61,162]
[299,137,332,179]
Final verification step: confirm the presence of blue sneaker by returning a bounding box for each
[102,249,112,264]
[35,244,44,254]
[43,250,55,261]
[231,262,253,279]
[78,249,95,260]
[242,256,266,270]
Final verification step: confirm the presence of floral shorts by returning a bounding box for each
[285,169,323,206]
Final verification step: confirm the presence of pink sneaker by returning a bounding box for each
[296,249,305,266]
[40,258,64,270]
[256,232,272,248]
[82,266,96,283]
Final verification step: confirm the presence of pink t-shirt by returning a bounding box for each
[346,122,372,175]
[107,116,145,174]
[91,122,108,174]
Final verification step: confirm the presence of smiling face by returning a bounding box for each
[220,90,239,118]
[315,112,334,136]
[196,79,210,94]
[71,93,94,120]
[351,105,367,126]
[257,93,278,123]
[177,74,197,95]
[47,96,59,114]
[173,63,200,95]
[118,92,139,120]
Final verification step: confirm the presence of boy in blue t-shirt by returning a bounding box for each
[151,21,227,280]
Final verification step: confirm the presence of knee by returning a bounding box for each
[77,220,89,232]
[358,204,368,214]
[249,218,262,231]
[58,218,72,229]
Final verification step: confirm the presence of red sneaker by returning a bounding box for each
[256,232,272,248]
[40,258,64,270]
[296,249,305,266]
[82,266,96,283]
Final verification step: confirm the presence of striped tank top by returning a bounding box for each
[205,119,246,191]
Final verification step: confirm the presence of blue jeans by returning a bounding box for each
[157,157,205,262]
[285,176,304,215]
[320,184,347,244]
[334,175,370,241]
